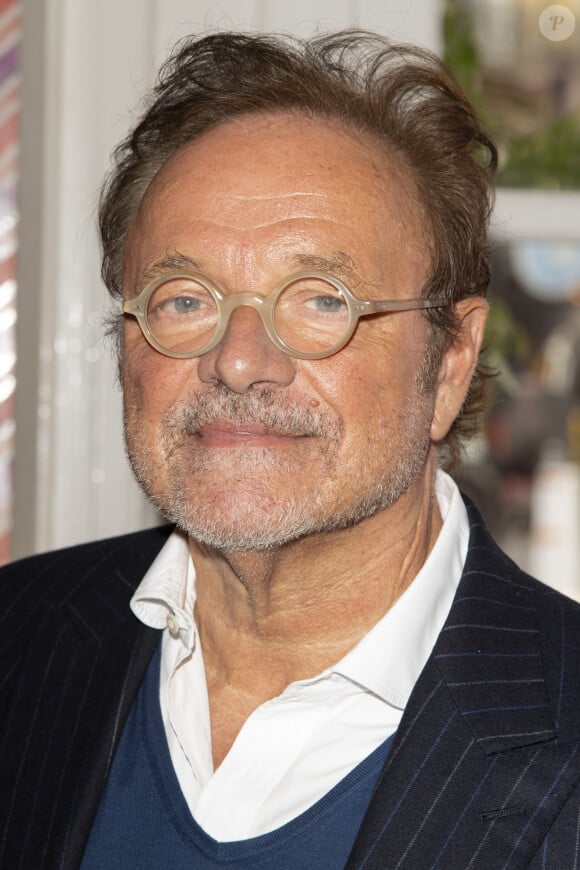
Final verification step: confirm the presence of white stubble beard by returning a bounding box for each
[124,381,434,553]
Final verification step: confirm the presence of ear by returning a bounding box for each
[430,297,488,443]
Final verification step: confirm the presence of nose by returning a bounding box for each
[196,305,296,393]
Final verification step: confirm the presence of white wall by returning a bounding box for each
[15,0,440,557]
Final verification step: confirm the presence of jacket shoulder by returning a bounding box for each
[0,525,173,644]
[1,523,172,585]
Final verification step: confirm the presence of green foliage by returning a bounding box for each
[442,0,485,116]
[485,298,530,364]
[443,0,580,190]
[496,114,580,189]
[484,298,531,396]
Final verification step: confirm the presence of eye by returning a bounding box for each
[278,280,347,313]
[147,279,217,323]
[170,296,203,314]
[306,294,347,314]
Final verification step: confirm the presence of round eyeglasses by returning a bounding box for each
[123,270,444,361]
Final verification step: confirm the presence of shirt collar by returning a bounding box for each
[331,471,468,707]
[130,529,196,650]
[130,470,468,710]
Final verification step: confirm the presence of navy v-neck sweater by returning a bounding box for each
[82,643,394,869]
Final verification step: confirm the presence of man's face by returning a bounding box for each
[122,113,441,551]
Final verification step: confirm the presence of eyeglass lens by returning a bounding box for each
[145,275,350,355]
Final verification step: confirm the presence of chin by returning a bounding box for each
[159,493,320,552]
[148,461,424,553]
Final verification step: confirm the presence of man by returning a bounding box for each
[2,30,580,869]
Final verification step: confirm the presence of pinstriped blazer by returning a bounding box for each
[1,500,580,869]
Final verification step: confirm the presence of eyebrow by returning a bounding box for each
[291,252,361,283]
[134,253,205,292]
[134,249,362,292]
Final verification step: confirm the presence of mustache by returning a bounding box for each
[161,387,342,440]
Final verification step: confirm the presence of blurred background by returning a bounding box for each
[2,0,579,598]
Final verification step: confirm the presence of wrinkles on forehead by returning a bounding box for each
[222,191,329,201]
[209,191,334,230]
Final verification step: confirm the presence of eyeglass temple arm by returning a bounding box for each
[357,298,444,314]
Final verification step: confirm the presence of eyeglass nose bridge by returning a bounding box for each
[207,289,285,354]
[218,290,272,317]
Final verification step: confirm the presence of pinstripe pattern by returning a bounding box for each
[2,501,580,868]
[346,501,580,868]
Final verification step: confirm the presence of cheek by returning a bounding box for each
[308,349,395,441]
[310,322,431,443]
[122,336,196,424]
[317,324,421,402]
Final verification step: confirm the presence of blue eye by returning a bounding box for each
[308,295,346,313]
[172,296,202,313]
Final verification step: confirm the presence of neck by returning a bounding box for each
[191,463,442,690]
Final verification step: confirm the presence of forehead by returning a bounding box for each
[124,112,429,290]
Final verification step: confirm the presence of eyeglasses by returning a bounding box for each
[123,270,444,360]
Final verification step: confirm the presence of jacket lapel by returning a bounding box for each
[346,500,578,869]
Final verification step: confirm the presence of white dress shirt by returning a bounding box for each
[131,470,469,841]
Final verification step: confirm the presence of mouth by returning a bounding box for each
[194,420,308,447]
